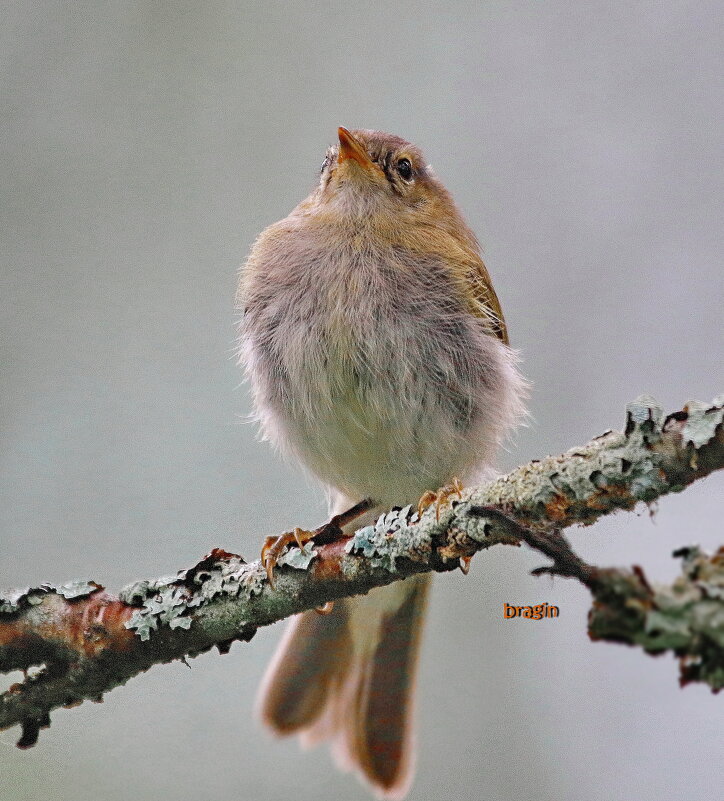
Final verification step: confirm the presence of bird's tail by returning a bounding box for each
[256,498,429,799]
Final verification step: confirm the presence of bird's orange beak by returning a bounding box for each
[337,127,375,170]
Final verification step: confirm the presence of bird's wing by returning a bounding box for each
[466,254,509,345]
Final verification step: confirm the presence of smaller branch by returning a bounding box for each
[467,507,594,582]
[1,395,722,747]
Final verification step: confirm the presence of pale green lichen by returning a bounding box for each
[123,552,266,641]
[125,586,189,640]
[119,576,178,606]
[345,505,429,572]
[626,394,665,429]
[57,580,102,600]
[276,544,317,570]
[467,394,696,521]
[681,398,724,448]
[644,557,724,651]
[0,580,101,615]
[590,546,724,689]
[643,609,693,648]
[0,588,33,615]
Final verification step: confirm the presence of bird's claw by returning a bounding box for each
[261,498,375,590]
[417,477,464,521]
[261,526,315,589]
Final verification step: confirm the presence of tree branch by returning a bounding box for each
[2,395,723,747]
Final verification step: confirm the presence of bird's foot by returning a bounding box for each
[417,478,463,520]
[417,477,464,521]
[261,497,375,588]
[261,527,318,588]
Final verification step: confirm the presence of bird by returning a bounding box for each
[236,127,527,798]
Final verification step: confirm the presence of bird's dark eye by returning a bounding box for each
[396,158,413,181]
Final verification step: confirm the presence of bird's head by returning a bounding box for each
[283,128,482,277]
[313,128,458,223]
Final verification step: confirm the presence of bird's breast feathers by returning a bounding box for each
[240,222,525,503]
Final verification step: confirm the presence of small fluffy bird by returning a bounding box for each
[237,127,526,798]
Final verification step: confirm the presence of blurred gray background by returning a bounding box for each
[1,2,722,800]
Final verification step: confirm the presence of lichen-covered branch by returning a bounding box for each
[1,395,722,747]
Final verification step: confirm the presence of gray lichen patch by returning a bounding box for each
[467,395,709,525]
[122,550,266,641]
[680,397,724,448]
[647,544,724,662]
[346,505,433,573]
[0,588,34,615]
[125,586,190,641]
[625,394,665,430]
[0,580,102,616]
[276,544,317,570]
[590,546,724,691]
[57,580,103,601]
[119,575,179,606]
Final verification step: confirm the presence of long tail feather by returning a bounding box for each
[257,602,352,733]
[357,578,428,794]
[258,576,429,799]
[257,493,429,798]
